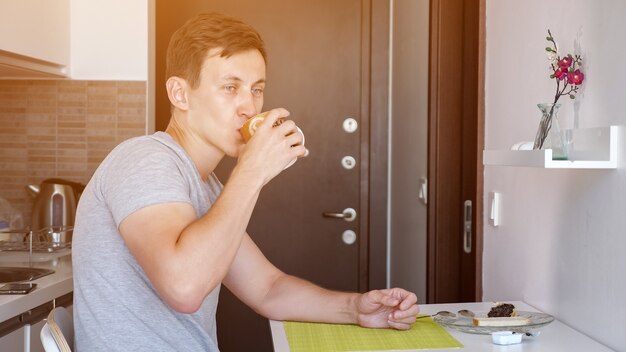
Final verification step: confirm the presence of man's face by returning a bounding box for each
[185,49,266,157]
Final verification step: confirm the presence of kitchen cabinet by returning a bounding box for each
[483,126,618,169]
[0,303,71,352]
[0,298,72,352]
[0,0,148,80]
[0,298,56,352]
[0,0,70,78]
[0,256,72,352]
[30,319,46,352]
[0,325,25,351]
[29,304,72,352]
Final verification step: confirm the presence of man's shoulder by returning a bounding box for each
[106,133,180,163]
[113,133,168,152]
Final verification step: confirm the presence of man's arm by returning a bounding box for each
[224,235,420,329]
[118,169,264,314]
[118,111,306,314]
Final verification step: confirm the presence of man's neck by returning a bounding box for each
[165,117,223,181]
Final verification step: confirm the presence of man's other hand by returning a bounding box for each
[356,288,420,330]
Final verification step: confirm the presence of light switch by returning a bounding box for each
[489,192,501,227]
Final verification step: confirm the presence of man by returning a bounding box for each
[73,12,419,351]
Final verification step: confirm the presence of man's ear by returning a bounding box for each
[166,77,189,110]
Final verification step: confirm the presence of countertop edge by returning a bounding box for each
[0,255,73,322]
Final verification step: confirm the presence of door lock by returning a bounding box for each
[342,117,358,133]
[342,230,357,245]
[322,208,357,222]
[341,156,356,170]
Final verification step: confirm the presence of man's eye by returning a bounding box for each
[252,88,264,97]
[224,85,237,93]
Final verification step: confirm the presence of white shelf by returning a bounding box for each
[484,126,619,169]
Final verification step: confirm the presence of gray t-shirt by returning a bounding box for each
[72,132,223,351]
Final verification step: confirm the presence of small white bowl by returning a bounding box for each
[491,331,522,345]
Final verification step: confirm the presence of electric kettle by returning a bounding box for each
[26,179,85,243]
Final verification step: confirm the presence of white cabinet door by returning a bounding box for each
[0,0,70,77]
[29,304,73,352]
[0,326,25,352]
[29,320,45,352]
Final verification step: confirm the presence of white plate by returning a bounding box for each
[433,310,555,334]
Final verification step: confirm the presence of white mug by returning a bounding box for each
[284,126,305,169]
[241,114,306,169]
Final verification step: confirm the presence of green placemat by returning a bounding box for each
[284,317,463,351]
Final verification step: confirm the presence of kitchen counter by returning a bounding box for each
[270,301,613,351]
[0,255,73,323]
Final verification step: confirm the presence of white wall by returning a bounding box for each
[70,0,148,80]
[484,1,626,350]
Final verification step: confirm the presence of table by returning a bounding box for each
[270,301,613,351]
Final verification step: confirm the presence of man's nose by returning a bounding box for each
[237,91,257,118]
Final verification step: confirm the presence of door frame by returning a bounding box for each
[367,0,392,291]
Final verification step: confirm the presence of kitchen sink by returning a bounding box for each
[0,267,55,283]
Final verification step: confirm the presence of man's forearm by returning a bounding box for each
[257,274,361,324]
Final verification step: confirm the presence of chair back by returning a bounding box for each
[40,306,73,352]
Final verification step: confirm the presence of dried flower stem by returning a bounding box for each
[533,104,556,149]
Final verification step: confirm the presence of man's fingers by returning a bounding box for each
[382,294,400,307]
[387,320,411,330]
[388,306,420,330]
[380,288,418,311]
[258,109,290,131]
[399,292,418,311]
[390,305,420,321]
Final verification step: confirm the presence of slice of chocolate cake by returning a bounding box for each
[487,303,516,317]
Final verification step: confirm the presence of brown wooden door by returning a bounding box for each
[156,1,373,351]
[427,0,483,304]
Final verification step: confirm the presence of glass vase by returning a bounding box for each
[532,103,567,160]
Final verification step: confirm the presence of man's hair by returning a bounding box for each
[166,12,267,89]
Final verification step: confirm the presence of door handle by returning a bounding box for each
[463,200,472,254]
[322,208,357,222]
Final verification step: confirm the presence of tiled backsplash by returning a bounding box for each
[0,80,147,227]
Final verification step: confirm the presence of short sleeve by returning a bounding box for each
[99,140,192,227]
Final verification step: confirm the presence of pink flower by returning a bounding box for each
[554,67,568,80]
[544,30,585,105]
[559,56,573,68]
[567,69,585,85]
